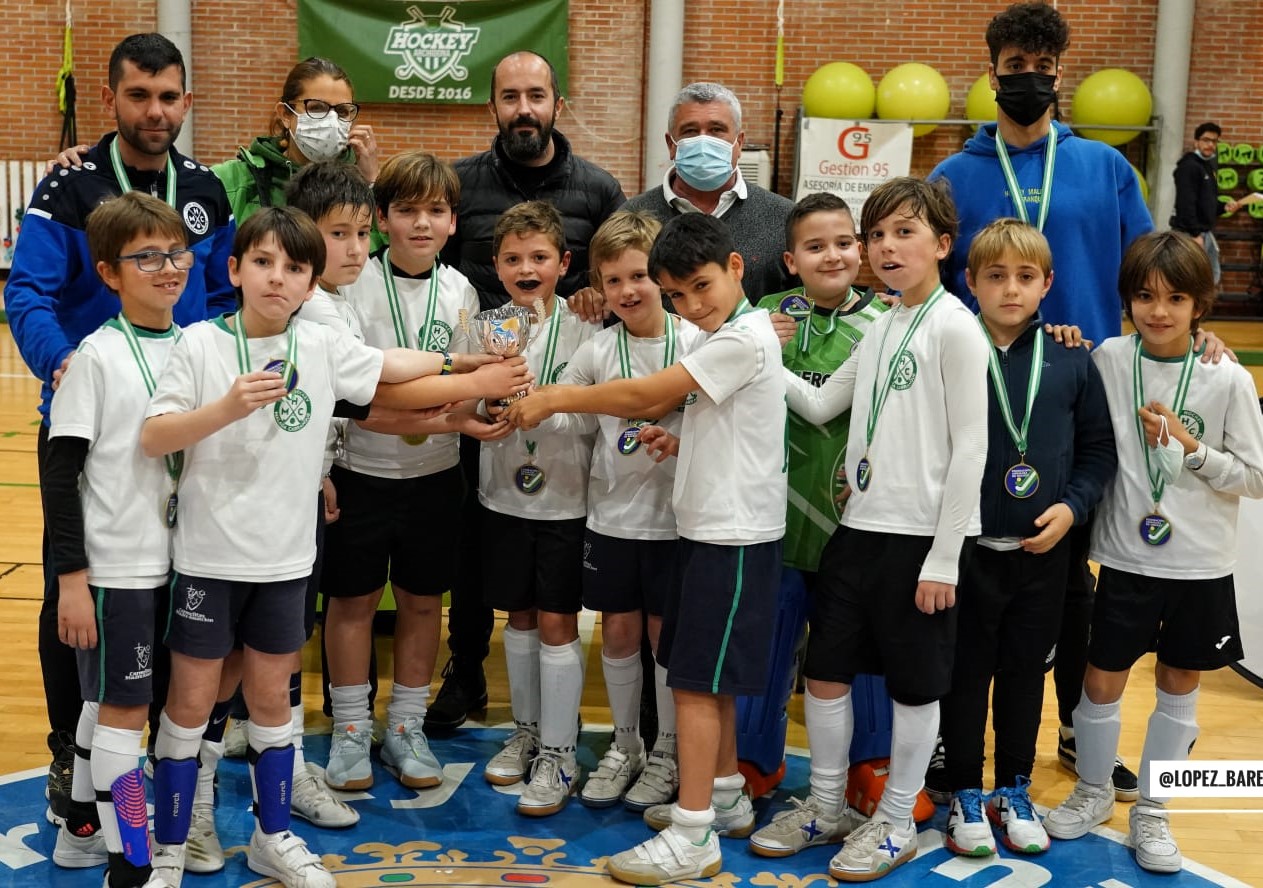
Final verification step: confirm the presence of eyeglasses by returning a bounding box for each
[1198,135,1220,145]
[285,99,360,122]
[117,249,195,273]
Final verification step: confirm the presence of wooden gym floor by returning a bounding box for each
[0,321,1261,885]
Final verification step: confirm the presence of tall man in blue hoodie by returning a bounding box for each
[930,1,1152,803]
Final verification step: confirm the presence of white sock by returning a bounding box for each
[712,771,745,809]
[91,724,143,854]
[540,639,583,755]
[669,802,715,843]
[602,651,643,754]
[878,700,938,829]
[155,711,205,761]
[654,662,677,739]
[329,683,372,731]
[290,703,307,776]
[1072,692,1121,787]
[1139,686,1199,806]
[72,702,99,805]
[503,627,541,730]
[197,739,224,807]
[387,683,431,726]
[805,688,852,814]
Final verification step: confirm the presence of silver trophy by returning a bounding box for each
[460,299,546,403]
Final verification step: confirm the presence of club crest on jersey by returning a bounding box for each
[1179,409,1204,441]
[182,201,209,236]
[891,351,917,390]
[422,320,453,351]
[778,293,811,319]
[274,389,312,432]
[550,363,568,384]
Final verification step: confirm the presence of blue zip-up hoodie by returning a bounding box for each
[4,132,237,420]
[931,122,1153,346]
[981,318,1117,537]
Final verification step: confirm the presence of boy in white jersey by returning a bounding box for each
[781,178,989,881]
[319,152,509,795]
[140,207,530,888]
[478,200,597,816]
[532,212,707,811]
[44,193,189,887]
[506,212,787,884]
[1044,231,1263,873]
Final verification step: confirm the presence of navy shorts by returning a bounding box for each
[321,464,465,599]
[657,538,781,696]
[481,510,585,614]
[581,530,675,616]
[166,573,308,659]
[77,585,161,707]
[1089,567,1244,672]
[804,527,973,704]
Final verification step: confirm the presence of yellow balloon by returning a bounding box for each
[965,74,997,132]
[876,63,950,137]
[802,62,876,120]
[1129,163,1149,203]
[1071,68,1152,146]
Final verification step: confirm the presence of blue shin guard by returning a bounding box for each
[153,757,198,844]
[110,768,151,867]
[249,744,295,834]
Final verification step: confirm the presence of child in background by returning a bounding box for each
[782,177,990,881]
[1044,231,1263,873]
[939,219,1115,859]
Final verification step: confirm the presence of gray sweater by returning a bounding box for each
[623,182,794,302]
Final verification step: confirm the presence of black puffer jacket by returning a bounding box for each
[444,131,625,309]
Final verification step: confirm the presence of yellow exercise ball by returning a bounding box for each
[1070,68,1152,146]
[876,63,950,137]
[1129,163,1149,203]
[965,73,997,131]
[802,62,876,120]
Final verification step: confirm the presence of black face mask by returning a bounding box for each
[995,72,1058,127]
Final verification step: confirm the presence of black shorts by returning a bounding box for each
[481,510,585,614]
[321,464,466,599]
[803,527,974,704]
[1089,567,1244,672]
[77,585,161,707]
[166,573,309,659]
[657,538,781,696]
[581,530,675,616]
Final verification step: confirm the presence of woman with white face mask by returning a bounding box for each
[212,57,381,226]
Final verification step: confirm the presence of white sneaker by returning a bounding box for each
[149,841,186,888]
[580,745,642,808]
[184,802,225,874]
[987,778,1049,854]
[945,789,996,857]
[325,720,374,791]
[139,867,182,888]
[53,824,108,868]
[381,717,443,789]
[517,751,581,816]
[484,726,538,786]
[623,748,679,811]
[223,718,249,759]
[749,795,866,857]
[645,794,755,838]
[1130,805,1181,873]
[828,817,917,882]
[247,829,335,887]
[1044,779,1114,840]
[291,763,359,828]
[606,827,721,886]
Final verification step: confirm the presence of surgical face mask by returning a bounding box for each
[671,134,737,192]
[290,112,351,162]
[1150,413,1185,485]
[995,72,1058,127]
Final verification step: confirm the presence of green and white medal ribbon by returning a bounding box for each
[857,285,945,491]
[517,303,565,492]
[117,314,183,526]
[233,309,299,404]
[995,131,1056,231]
[979,320,1044,499]
[382,249,440,350]
[798,289,862,356]
[109,137,177,207]
[615,317,676,455]
[1132,334,1195,546]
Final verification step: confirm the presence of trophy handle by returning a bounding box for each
[458,308,471,337]
[532,298,547,330]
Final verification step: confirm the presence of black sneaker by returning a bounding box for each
[1057,725,1138,802]
[424,658,488,732]
[924,734,950,805]
[46,732,75,825]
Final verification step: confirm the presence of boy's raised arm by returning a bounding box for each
[143,369,289,457]
[506,363,698,430]
[372,357,532,410]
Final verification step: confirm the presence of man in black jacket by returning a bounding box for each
[1171,122,1222,284]
[430,51,625,731]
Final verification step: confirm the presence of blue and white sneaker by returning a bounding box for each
[988,777,1049,853]
[946,788,996,857]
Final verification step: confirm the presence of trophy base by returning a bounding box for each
[497,391,529,407]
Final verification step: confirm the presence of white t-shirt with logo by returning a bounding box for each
[299,283,364,476]
[341,256,478,479]
[673,307,787,545]
[147,316,382,582]
[50,321,179,588]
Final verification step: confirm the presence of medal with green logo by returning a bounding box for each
[856,286,944,491]
[615,317,675,455]
[233,311,306,433]
[515,304,564,492]
[995,130,1057,231]
[116,314,183,526]
[1132,334,1195,546]
[383,250,440,445]
[109,137,177,207]
[979,319,1043,499]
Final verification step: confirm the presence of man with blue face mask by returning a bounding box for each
[623,82,794,302]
